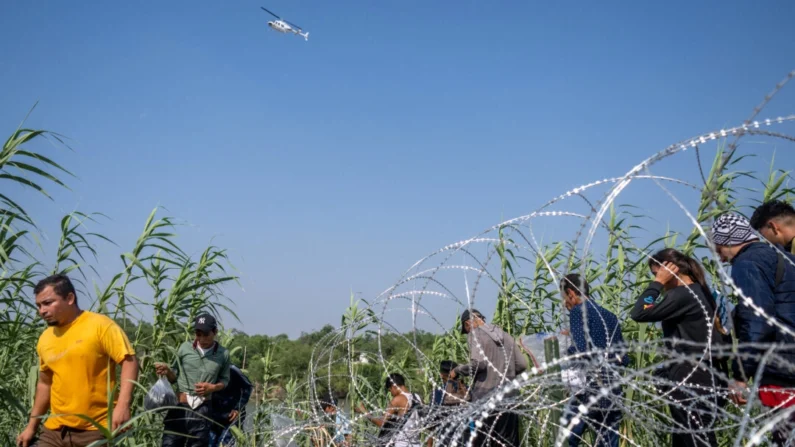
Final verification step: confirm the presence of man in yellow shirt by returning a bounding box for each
[16,274,138,447]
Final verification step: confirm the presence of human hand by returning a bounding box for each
[194,382,216,397]
[560,329,570,336]
[16,426,36,447]
[730,381,748,405]
[654,261,679,285]
[154,362,171,376]
[112,404,131,432]
[355,402,367,414]
[228,409,239,423]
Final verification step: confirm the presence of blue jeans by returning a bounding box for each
[563,391,622,447]
[208,428,233,447]
[209,418,245,447]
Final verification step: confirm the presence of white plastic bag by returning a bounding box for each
[520,332,570,368]
[144,377,177,411]
[520,333,548,367]
[271,413,299,447]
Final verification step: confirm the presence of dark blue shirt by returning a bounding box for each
[730,242,795,386]
[211,365,253,425]
[568,300,629,367]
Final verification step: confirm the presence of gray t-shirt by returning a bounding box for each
[454,324,528,401]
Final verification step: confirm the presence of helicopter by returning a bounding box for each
[260,6,309,41]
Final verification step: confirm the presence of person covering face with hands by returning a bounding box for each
[630,249,725,447]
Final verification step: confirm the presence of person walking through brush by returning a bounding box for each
[16,274,138,447]
[355,373,423,447]
[750,200,795,255]
[449,309,528,447]
[629,249,726,447]
[712,212,795,445]
[560,274,629,447]
[318,400,352,447]
[155,313,232,447]
[427,360,469,447]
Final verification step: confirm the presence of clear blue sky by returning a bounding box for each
[2,1,794,337]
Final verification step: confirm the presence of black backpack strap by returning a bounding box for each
[776,252,786,288]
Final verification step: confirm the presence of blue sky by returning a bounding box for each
[2,1,794,337]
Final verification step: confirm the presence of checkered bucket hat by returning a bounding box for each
[711,213,758,247]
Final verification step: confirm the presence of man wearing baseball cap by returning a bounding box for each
[712,212,795,445]
[155,313,232,447]
[449,309,527,446]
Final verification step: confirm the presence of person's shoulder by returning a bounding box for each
[83,310,113,324]
[391,393,408,406]
[216,343,231,357]
[36,326,56,347]
[593,301,619,320]
[668,284,698,299]
[740,242,779,263]
[176,340,194,353]
[82,311,125,332]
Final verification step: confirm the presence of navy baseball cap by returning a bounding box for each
[193,313,217,332]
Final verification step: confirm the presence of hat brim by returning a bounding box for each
[193,324,214,333]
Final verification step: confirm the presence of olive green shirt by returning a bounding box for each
[172,341,231,395]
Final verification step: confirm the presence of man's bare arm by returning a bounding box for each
[118,355,138,408]
[112,355,138,431]
[17,370,52,446]
[365,394,407,427]
[28,370,52,428]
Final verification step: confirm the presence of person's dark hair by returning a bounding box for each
[384,373,406,391]
[440,360,457,374]
[750,200,795,230]
[648,248,729,335]
[33,274,77,304]
[320,400,335,411]
[561,273,590,298]
[648,248,715,307]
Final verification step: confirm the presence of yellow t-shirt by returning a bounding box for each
[36,311,135,431]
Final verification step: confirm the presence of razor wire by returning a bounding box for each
[240,70,795,447]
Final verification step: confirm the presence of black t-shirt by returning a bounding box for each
[630,282,719,355]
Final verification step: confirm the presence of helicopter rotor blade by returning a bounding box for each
[284,20,303,30]
[260,6,280,19]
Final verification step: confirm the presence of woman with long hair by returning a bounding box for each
[630,248,726,447]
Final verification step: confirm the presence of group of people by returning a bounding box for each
[557,200,795,447]
[13,200,795,447]
[15,275,252,447]
[320,200,795,447]
[329,308,528,447]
